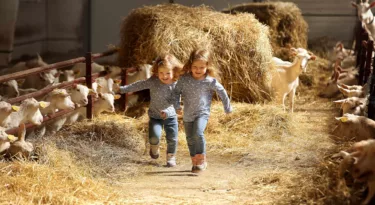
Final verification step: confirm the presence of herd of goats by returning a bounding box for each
[0,54,152,161]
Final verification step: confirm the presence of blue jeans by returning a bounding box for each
[183,116,208,157]
[149,117,178,154]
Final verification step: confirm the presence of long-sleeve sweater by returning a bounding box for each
[119,76,176,119]
[172,73,232,122]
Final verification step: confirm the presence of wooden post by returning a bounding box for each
[85,52,93,119]
[368,55,375,119]
[364,40,374,84]
[119,68,126,112]
[358,40,367,85]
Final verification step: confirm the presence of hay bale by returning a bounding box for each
[223,2,308,61]
[119,4,274,103]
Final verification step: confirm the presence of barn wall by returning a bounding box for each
[12,0,85,62]
[175,0,359,47]
[0,0,19,68]
[90,0,167,53]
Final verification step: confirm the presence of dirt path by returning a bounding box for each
[116,92,338,204]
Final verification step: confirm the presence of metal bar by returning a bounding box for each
[5,109,74,135]
[120,68,126,112]
[85,52,93,119]
[0,57,86,83]
[358,33,369,85]
[0,49,118,83]
[364,40,374,84]
[368,55,375,119]
[5,71,106,104]
[302,13,356,17]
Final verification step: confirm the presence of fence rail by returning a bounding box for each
[1,49,125,135]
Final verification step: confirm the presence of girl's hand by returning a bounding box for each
[176,108,183,116]
[113,85,120,93]
[160,111,167,120]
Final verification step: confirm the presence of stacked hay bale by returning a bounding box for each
[119,4,274,103]
[223,2,308,61]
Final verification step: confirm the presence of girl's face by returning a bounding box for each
[191,60,207,80]
[158,66,174,84]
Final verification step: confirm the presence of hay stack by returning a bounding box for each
[119,4,274,103]
[223,2,308,61]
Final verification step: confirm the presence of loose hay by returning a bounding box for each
[119,4,274,103]
[0,142,123,204]
[223,2,308,61]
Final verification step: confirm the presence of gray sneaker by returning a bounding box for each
[149,145,160,159]
[166,153,176,167]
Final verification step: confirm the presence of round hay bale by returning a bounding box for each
[118,4,274,103]
[223,2,308,61]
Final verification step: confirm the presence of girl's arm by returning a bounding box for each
[211,79,232,113]
[119,78,152,94]
[170,79,183,110]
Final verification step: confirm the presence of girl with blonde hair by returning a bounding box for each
[172,49,232,173]
[116,54,183,167]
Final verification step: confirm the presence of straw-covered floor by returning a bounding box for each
[223,2,308,61]
[119,4,274,103]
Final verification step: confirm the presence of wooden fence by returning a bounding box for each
[1,49,137,135]
[354,25,375,119]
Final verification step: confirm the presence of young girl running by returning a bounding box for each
[172,49,232,173]
[117,54,183,167]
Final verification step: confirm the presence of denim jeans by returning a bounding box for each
[183,116,209,157]
[149,117,178,154]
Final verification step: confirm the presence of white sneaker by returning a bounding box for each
[166,153,176,167]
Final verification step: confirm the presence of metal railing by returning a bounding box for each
[1,49,131,135]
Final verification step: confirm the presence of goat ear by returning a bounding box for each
[7,134,16,142]
[11,105,20,112]
[336,116,349,123]
[114,94,121,100]
[16,79,25,86]
[88,89,96,95]
[339,83,349,89]
[351,2,358,7]
[73,69,80,76]
[39,101,50,108]
[333,99,345,104]
[339,87,350,95]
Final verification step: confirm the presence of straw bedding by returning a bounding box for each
[223,2,308,61]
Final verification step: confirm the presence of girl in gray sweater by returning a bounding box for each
[172,49,232,173]
[117,54,183,167]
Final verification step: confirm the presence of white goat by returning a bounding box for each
[352,0,375,41]
[0,127,16,155]
[0,98,50,129]
[40,89,75,115]
[271,48,316,112]
[7,123,33,159]
[0,101,19,125]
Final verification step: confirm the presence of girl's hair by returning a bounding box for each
[183,49,218,78]
[151,54,183,81]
